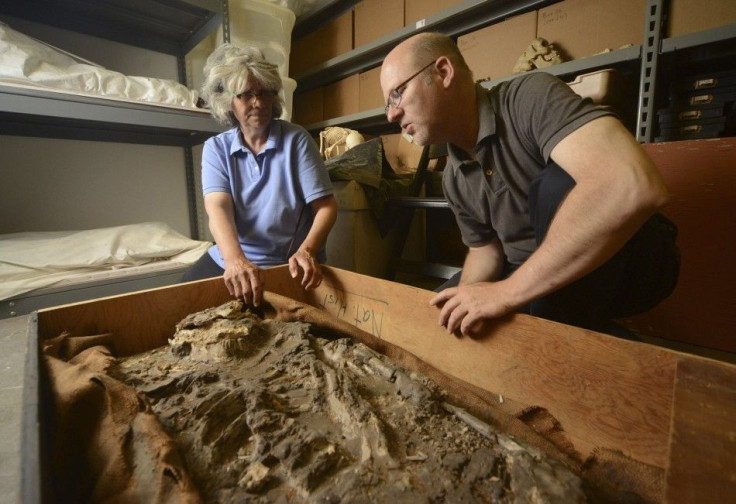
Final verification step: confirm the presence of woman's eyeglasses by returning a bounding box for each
[233,89,278,102]
[384,60,436,116]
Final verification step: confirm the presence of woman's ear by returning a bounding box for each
[435,56,455,89]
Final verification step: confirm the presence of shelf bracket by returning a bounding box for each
[221,0,230,43]
[636,0,665,143]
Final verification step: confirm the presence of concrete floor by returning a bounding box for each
[0,315,28,504]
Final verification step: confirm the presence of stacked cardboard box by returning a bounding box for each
[354,0,404,47]
[668,0,736,37]
[326,134,427,278]
[292,87,324,126]
[359,66,384,112]
[537,0,645,60]
[323,75,361,119]
[405,0,463,27]
[457,11,538,82]
[290,9,353,76]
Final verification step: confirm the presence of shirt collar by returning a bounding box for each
[447,84,496,169]
[229,120,283,156]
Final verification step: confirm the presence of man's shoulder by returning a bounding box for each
[496,72,564,95]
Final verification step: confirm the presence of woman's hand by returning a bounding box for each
[289,248,322,290]
[223,257,263,306]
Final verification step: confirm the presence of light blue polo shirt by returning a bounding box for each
[201,120,333,267]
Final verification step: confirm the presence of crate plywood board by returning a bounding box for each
[29,265,736,502]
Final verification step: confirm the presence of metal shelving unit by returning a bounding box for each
[661,22,736,53]
[0,0,226,239]
[293,0,558,93]
[0,0,222,55]
[294,0,736,143]
[302,44,643,134]
[0,84,221,145]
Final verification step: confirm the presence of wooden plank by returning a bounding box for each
[37,277,231,355]
[36,265,677,466]
[30,264,736,501]
[625,139,736,353]
[666,355,736,502]
[304,267,678,468]
[35,265,308,355]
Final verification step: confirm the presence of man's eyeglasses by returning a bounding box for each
[384,60,436,116]
[234,89,278,102]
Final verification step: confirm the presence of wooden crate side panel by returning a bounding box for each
[302,267,677,468]
[36,278,231,355]
[35,266,306,355]
[625,139,736,353]
[666,355,736,502]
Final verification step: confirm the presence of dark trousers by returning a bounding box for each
[180,252,225,282]
[440,162,680,335]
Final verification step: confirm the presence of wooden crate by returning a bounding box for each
[23,265,736,502]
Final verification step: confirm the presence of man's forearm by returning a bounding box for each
[459,238,505,285]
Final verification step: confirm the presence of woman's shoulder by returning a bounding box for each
[276,119,310,137]
[273,120,316,150]
[206,126,239,145]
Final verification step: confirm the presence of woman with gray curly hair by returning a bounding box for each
[182,44,337,307]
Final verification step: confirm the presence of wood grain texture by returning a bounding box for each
[305,267,678,468]
[37,277,231,356]
[33,265,736,502]
[666,355,736,503]
[625,139,736,353]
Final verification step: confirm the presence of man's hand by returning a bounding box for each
[289,248,323,290]
[223,257,263,306]
[430,282,516,336]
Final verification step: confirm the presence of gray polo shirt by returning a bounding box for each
[442,72,614,265]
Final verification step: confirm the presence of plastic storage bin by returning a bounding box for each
[218,0,296,78]
[280,76,296,121]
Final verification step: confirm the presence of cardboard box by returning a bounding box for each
[326,137,429,277]
[381,132,428,174]
[668,0,736,37]
[290,9,353,76]
[24,265,736,502]
[292,86,324,126]
[358,66,384,111]
[323,74,360,119]
[326,180,402,277]
[537,0,646,60]
[457,11,538,82]
[405,0,462,26]
[354,0,404,47]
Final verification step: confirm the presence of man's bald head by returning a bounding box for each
[384,32,473,81]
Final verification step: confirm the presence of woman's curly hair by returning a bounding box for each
[200,43,284,126]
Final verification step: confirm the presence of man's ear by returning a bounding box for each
[435,56,455,88]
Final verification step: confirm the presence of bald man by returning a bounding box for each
[380,33,679,337]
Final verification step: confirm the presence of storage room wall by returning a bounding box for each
[0,15,197,237]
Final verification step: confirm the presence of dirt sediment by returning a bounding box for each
[111,300,586,503]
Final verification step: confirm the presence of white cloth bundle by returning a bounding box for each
[0,21,200,108]
[0,222,212,300]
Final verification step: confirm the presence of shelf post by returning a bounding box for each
[221,0,230,43]
[636,0,666,143]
